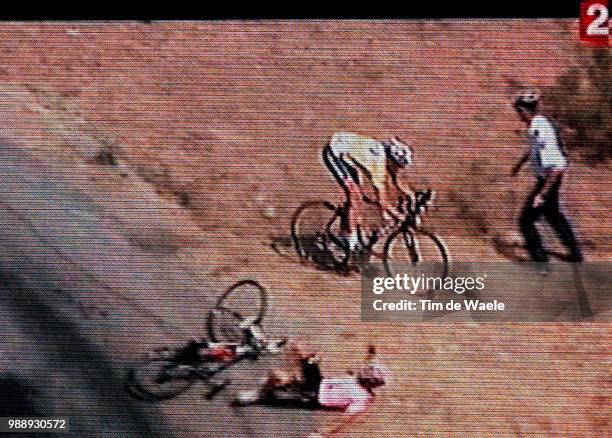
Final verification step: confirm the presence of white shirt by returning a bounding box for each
[317,376,373,413]
[528,115,567,177]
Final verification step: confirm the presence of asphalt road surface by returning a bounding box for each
[0,142,315,437]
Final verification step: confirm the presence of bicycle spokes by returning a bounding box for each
[128,360,194,401]
[291,190,447,276]
[292,201,350,269]
[383,229,449,279]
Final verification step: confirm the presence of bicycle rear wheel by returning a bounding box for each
[207,280,268,343]
[127,360,194,401]
[291,200,349,269]
[383,229,449,279]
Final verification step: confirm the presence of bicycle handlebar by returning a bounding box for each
[361,189,434,212]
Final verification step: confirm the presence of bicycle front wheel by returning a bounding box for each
[383,229,449,279]
[127,360,194,401]
[207,280,268,343]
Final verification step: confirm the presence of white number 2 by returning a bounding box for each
[586,3,610,36]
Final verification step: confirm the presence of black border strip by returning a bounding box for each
[0,1,583,21]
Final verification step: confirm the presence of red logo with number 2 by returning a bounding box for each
[580,0,610,46]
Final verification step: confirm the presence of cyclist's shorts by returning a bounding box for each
[301,357,323,394]
[323,146,360,185]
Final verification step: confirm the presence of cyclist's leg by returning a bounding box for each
[299,357,323,402]
[234,369,291,405]
[323,146,362,248]
[345,179,363,242]
[323,145,350,200]
[267,364,320,405]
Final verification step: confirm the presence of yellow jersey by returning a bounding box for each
[329,132,387,190]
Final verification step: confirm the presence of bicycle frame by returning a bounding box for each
[290,188,448,278]
[128,282,283,401]
[158,334,287,380]
[160,350,250,383]
[327,190,433,257]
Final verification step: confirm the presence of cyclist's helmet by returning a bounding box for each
[514,92,540,111]
[357,362,390,390]
[384,136,412,167]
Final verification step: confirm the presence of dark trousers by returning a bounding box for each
[519,177,583,264]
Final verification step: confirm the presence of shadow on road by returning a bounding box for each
[0,268,174,437]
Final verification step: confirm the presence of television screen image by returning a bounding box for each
[0,14,609,437]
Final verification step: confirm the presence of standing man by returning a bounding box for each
[511,93,583,272]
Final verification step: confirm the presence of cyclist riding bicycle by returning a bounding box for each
[323,132,413,251]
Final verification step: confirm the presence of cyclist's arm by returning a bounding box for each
[379,169,417,220]
[373,180,392,211]
[386,164,416,198]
